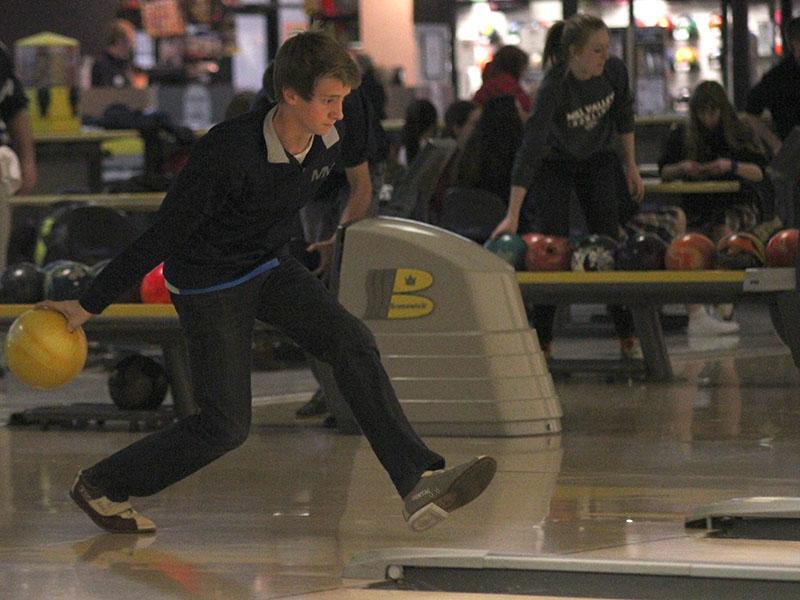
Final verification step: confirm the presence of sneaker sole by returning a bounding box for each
[406,456,497,533]
[69,487,155,534]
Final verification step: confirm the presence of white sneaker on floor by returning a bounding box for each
[620,338,643,360]
[688,335,741,352]
[712,303,735,321]
[687,308,740,337]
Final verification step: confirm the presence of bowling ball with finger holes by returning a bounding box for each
[4,308,88,389]
[521,233,572,271]
[108,354,169,411]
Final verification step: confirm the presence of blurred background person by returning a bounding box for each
[91,18,145,88]
[473,45,532,120]
[396,98,438,169]
[746,16,800,145]
[0,41,36,195]
[455,94,523,202]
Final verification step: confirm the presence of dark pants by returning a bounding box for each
[520,151,635,347]
[85,257,444,500]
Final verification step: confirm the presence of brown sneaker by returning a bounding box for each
[69,471,156,534]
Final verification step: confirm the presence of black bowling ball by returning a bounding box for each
[0,262,45,303]
[42,260,93,301]
[108,354,169,411]
[615,233,668,271]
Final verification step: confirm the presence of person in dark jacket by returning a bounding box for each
[746,16,800,141]
[455,94,523,202]
[490,13,645,359]
[92,19,137,88]
[40,31,496,535]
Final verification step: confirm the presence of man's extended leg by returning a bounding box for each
[254,257,496,529]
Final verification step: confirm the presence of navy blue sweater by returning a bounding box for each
[81,102,349,314]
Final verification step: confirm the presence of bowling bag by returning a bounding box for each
[34,204,138,267]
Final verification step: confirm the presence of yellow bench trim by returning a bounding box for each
[0,304,177,319]
[515,270,746,285]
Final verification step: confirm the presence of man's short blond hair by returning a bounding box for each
[273,31,361,102]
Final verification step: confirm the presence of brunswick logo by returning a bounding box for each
[364,268,434,319]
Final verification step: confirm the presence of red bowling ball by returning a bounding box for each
[140,263,171,304]
[521,233,572,271]
[765,228,799,267]
[665,233,715,270]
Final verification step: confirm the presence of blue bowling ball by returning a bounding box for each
[484,233,527,269]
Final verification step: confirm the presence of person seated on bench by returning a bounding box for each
[659,80,770,336]
[490,14,645,360]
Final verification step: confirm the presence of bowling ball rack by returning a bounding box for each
[8,402,178,432]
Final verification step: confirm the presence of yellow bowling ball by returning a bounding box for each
[4,308,87,389]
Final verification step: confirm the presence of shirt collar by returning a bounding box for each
[262,104,340,164]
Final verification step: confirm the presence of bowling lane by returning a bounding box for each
[1,304,800,599]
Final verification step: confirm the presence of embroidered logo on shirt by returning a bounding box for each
[565,92,615,131]
[311,166,331,181]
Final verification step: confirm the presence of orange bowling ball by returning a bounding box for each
[665,233,715,270]
[765,228,799,267]
[140,263,171,304]
[4,308,88,389]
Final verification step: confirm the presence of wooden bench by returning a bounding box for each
[515,267,800,381]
